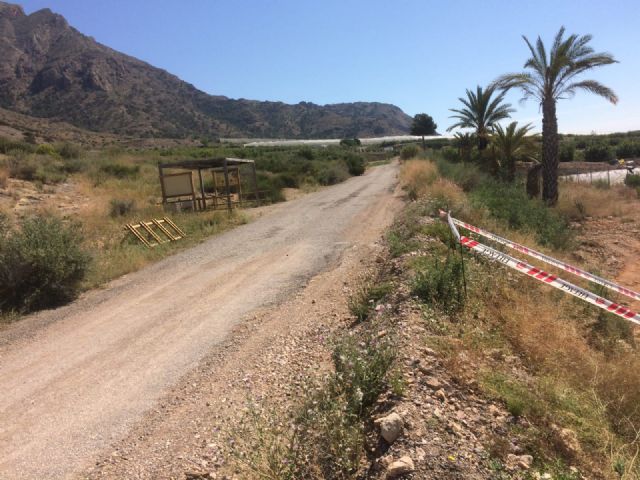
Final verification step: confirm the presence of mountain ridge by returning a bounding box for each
[0,2,412,139]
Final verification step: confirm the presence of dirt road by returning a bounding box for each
[0,163,400,480]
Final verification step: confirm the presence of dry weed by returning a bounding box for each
[0,167,7,189]
[400,160,438,199]
[426,178,466,210]
[558,181,638,220]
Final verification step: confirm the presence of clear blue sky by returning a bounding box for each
[17,0,640,135]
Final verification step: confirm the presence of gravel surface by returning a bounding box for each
[0,163,400,480]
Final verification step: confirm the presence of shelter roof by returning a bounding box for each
[158,157,255,170]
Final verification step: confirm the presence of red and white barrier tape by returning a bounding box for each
[444,213,640,325]
[448,215,640,303]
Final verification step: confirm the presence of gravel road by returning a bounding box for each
[0,163,399,480]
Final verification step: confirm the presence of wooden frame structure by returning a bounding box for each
[125,217,187,248]
[158,157,260,212]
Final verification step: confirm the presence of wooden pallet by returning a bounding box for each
[125,217,186,248]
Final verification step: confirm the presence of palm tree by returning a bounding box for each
[492,121,537,182]
[447,85,515,150]
[493,27,618,205]
[453,132,475,161]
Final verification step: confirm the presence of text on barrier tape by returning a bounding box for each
[444,213,640,326]
[449,215,640,303]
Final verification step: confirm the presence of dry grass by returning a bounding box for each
[0,167,7,189]
[400,159,438,199]
[476,268,640,477]
[558,181,638,220]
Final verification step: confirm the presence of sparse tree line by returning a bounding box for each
[415,27,619,206]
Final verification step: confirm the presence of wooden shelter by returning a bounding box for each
[158,157,260,212]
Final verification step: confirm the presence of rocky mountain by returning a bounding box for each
[0,2,412,139]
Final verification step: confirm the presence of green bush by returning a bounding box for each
[435,157,488,192]
[440,146,460,162]
[109,199,136,217]
[7,153,38,181]
[400,144,420,160]
[276,172,299,188]
[36,144,58,156]
[343,153,365,176]
[256,172,286,203]
[99,163,140,178]
[298,146,315,160]
[317,162,349,185]
[584,142,614,162]
[471,180,571,249]
[0,216,90,313]
[56,142,82,159]
[423,138,451,150]
[413,254,465,313]
[624,174,640,188]
[0,137,35,154]
[559,143,575,162]
[615,141,640,159]
[348,281,392,322]
[339,138,361,148]
[332,333,395,416]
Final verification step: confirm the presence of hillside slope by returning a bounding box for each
[0,2,412,139]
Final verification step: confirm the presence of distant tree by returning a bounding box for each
[447,85,514,150]
[340,138,361,148]
[491,121,537,182]
[493,27,618,205]
[411,114,437,149]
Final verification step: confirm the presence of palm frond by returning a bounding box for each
[561,79,619,104]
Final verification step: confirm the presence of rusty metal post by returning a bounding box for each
[223,158,232,213]
[251,161,261,206]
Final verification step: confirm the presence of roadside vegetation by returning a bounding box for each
[0,139,383,320]
[387,156,640,478]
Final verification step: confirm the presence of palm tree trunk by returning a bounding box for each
[506,157,516,183]
[541,99,559,205]
[526,164,542,198]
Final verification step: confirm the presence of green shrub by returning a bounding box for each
[400,144,420,160]
[343,153,365,176]
[60,157,89,174]
[624,174,640,188]
[332,333,395,416]
[7,153,37,181]
[440,146,460,162]
[0,137,35,154]
[56,142,82,160]
[298,146,315,160]
[276,172,299,188]
[584,142,613,162]
[256,172,286,203]
[615,141,640,159]
[99,163,140,178]
[348,281,392,322]
[424,138,451,150]
[317,163,349,185]
[471,180,571,249]
[36,144,58,156]
[412,254,465,313]
[339,138,361,148]
[435,157,488,192]
[109,199,136,217]
[0,216,90,313]
[559,143,575,162]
